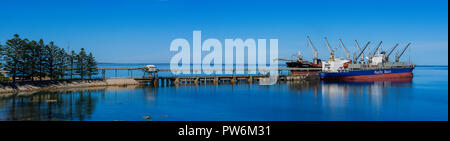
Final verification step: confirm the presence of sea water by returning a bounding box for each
[0,65,447,121]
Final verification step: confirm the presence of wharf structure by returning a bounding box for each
[97,67,322,86]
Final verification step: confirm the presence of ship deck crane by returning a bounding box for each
[307,36,319,64]
[339,39,350,60]
[386,43,399,61]
[354,40,365,63]
[395,43,411,62]
[354,41,371,63]
[324,37,335,59]
[371,41,383,57]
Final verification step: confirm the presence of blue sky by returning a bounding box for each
[0,0,447,65]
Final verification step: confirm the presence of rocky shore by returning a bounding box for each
[0,78,140,94]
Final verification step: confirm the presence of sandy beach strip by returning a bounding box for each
[0,78,140,94]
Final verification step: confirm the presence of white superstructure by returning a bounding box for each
[322,58,352,72]
[370,53,385,66]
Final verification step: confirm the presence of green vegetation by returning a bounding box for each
[0,34,98,82]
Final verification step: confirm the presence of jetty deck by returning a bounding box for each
[97,67,322,86]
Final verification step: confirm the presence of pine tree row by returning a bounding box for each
[0,34,98,82]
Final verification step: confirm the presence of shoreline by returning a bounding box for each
[0,78,140,94]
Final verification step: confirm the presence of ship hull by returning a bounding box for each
[286,62,321,68]
[319,68,414,81]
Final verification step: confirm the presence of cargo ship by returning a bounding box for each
[285,54,321,68]
[280,36,322,75]
[319,63,415,81]
[279,51,321,75]
[319,41,415,81]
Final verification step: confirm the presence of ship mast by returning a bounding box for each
[307,36,319,64]
[339,39,350,60]
[395,43,411,62]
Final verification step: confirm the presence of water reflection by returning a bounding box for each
[321,78,413,104]
[287,78,412,98]
[287,80,321,95]
[285,78,414,120]
[0,77,429,121]
[0,86,155,121]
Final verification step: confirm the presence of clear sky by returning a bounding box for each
[0,0,447,65]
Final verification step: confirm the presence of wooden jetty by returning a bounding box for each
[133,74,318,86]
[97,67,322,86]
[135,75,262,86]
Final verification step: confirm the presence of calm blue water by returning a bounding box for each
[0,66,447,121]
